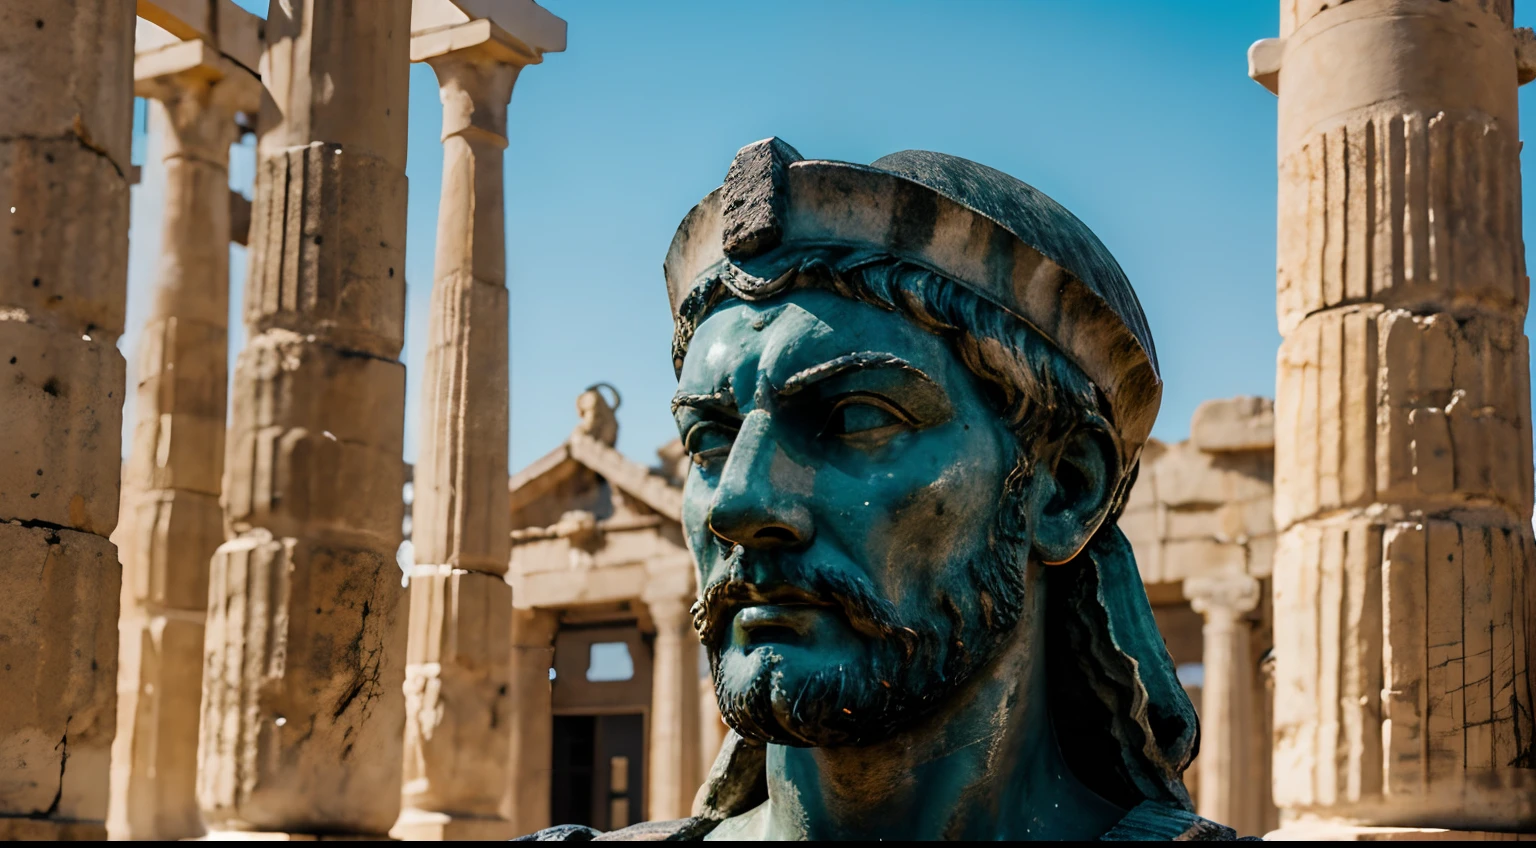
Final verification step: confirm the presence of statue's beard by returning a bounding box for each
[694,525,1027,748]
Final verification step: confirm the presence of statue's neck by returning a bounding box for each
[750,623,1126,841]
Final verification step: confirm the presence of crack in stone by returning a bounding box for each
[40,716,70,819]
[2,517,71,536]
[0,122,126,180]
[331,595,385,730]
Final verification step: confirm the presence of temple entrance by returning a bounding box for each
[549,621,654,828]
[550,714,646,830]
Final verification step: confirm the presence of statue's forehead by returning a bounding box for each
[681,291,952,394]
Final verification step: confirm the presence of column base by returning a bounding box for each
[0,819,107,840]
[1268,821,1536,841]
[389,810,514,841]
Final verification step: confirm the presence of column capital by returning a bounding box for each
[1246,38,1282,95]
[412,19,548,69]
[137,0,264,73]
[645,592,695,627]
[1183,573,1260,617]
[136,40,259,164]
[1519,28,1536,85]
[135,39,261,115]
[413,22,536,146]
[510,606,560,648]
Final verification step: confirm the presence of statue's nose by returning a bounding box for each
[706,411,814,550]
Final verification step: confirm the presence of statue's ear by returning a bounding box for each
[1030,424,1117,565]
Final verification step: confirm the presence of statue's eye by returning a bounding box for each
[823,397,906,438]
[684,422,735,467]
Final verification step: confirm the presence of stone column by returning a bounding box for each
[107,43,258,842]
[646,595,703,822]
[1184,574,1262,836]
[197,0,412,837]
[0,0,133,840]
[1251,0,1536,835]
[390,27,529,842]
[504,606,559,835]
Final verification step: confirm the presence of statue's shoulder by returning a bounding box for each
[512,806,1257,842]
[1100,802,1260,841]
[512,818,719,842]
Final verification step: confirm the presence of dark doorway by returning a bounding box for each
[551,715,596,827]
[550,713,646,830]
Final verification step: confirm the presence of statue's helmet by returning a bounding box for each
[667,139,1198,815]
[665,138,1161,504]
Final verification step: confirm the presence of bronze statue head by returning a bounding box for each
[664,139,1200,827]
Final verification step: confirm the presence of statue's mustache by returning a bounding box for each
[691,548,920,661]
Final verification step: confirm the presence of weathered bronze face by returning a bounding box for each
[516,139,1234,840]
[675,287,1032,748]
[606,139,1224,841]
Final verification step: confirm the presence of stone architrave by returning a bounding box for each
[196,0,413,837]
[392,10,563,841]
[106,39,259,842]
[1184,574,1262,835]
[0,1,133,840]
[645,593,704,823]
[1251,0,1536,836]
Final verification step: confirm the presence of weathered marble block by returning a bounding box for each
[117,489,222,611]
[0,319,125,536]
[401,569,512,815]
[0,139,130,338]
[199,532,407,835]
[244,145,408,361]
[0,522,119,822]
[221,335,406,543]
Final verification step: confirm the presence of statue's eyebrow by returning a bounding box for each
[779,352,936,396]
[671,385,738,416]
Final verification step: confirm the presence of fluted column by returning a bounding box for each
[1251,0,1536,835]
[646,594,703,822]
[389,25,543,843]
[107,43,258,842]
[197,0,412,837]
[0,1,133,840]
[1185,574,1262,836]
[504,606,559,835]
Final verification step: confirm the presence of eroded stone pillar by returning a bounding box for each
[197,0,412,837]
[1185,574,1262,836]
[504,606,558,835]
[391,29,525,843]
[646,594,703,822]
[1252,0,1536,835]
[0,1,133,840]
[107,43,257,842]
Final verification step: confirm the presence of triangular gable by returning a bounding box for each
[507,433,683,524]
[507,442,579,517]
[566,433,682,523]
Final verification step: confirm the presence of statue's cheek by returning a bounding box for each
[888,477,983,563]
[877,445,1008,568]
[680,483,716,559]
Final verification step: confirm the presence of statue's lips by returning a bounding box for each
[732,603,833,643]
[702,580,871,648]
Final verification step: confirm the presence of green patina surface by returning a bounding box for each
[517,140,1243,842]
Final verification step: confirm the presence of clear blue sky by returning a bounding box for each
[123,1,1536,473]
